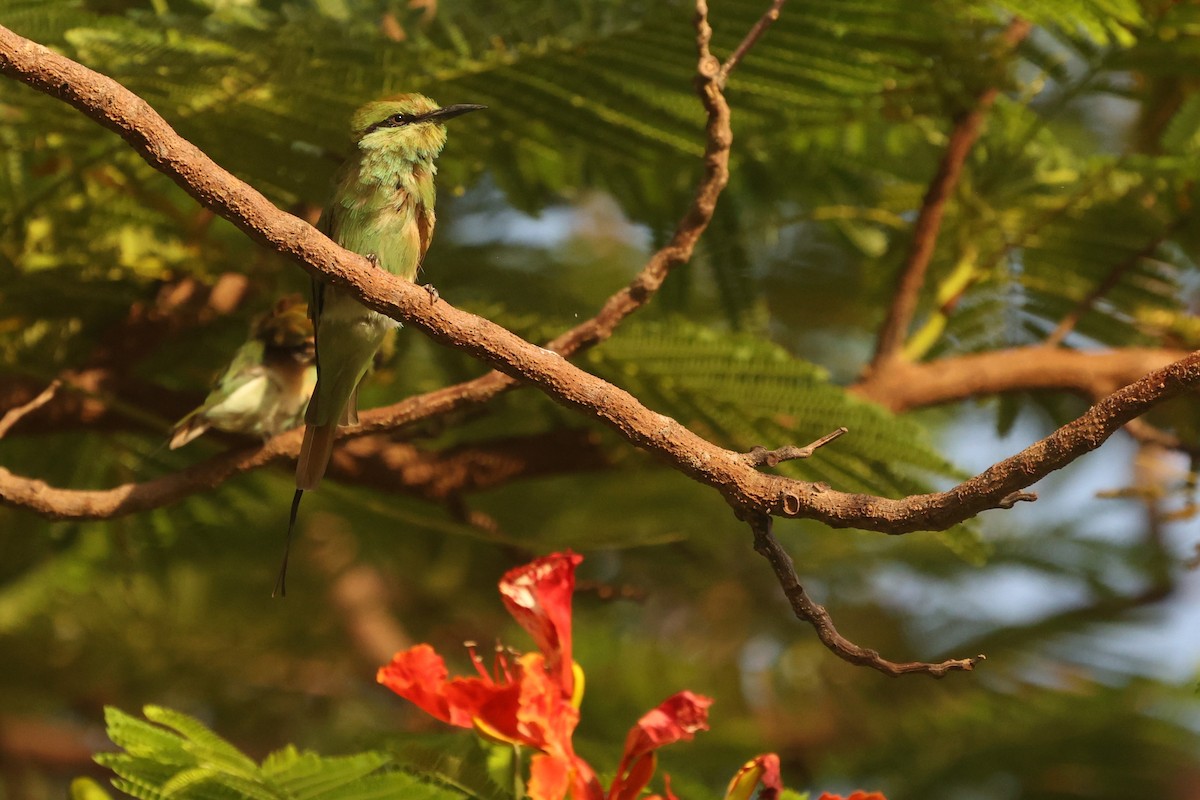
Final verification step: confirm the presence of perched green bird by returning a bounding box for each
[278,94,484,596]
[170,295,315,449]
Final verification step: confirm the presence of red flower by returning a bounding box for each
[379,645,599,800]
[500,552,582,702]
[378,552,720,800]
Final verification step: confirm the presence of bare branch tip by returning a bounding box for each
[0,379,61,440]
[716,0,788,86]
[997,491,1037,509]
[744,426,848,468]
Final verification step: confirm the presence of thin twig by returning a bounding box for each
[0,380,59,439]
[996,491,1036,509]
[745,427,847,468]
[716,0,787,87]
[870,17,1031,370]
[748,513,982,677]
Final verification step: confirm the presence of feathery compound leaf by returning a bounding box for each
[262,747,389,800]
[143,706,258,774]
[94,706,468,800]
[585,320,962,497]
[987,0,1144,46]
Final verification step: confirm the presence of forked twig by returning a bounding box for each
[748,513,983,678]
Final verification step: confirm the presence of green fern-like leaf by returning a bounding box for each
[95,706,469,800]
[585,319,963,497]
[143,706,259,775]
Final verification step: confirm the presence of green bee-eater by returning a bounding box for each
[277,94,484,596]
[170,295,315,448]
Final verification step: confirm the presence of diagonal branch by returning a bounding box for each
[851,346,1193,412]
[869,17,1031,371]
[748,514,981,677]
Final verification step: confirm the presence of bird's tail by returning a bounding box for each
[273,488,304,598]
[295,421,338,491]
[168,413,209,450]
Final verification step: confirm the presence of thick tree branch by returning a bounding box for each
[851,346,1193,412]
[869,17,1031,371]
[748,514,981,678]
[0,22,1195,533]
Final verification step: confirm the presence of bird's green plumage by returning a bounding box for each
[169,295,315,449]
[280,93,482,596]
[296,94,481,490]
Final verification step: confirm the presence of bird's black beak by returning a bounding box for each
[423,103,487,122]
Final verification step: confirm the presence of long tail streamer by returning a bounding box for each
[273,489,304,597]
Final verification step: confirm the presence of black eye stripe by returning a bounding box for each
[364,110,430,136]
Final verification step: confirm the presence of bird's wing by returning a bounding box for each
[416,204,435,270]
[310,206,334,337]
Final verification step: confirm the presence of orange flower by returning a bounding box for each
[500,552,582,702]
[377,552,722,800]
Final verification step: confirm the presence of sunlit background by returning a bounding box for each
[2,1,1200,798]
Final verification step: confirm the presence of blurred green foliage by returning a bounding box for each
[2,0,1200,798]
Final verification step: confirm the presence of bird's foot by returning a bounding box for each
[422,283,440,303]
[365,253,380,268]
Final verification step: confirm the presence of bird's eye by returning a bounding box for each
[389,113,411,126]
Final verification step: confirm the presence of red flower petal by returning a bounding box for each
[437,653,581,758]
[529,753,571,800]
[377,644,474,728]
[622,691,713,762]
[609,753,658,800]
[444,674,526,743]
[608,691,713,800]
[499,552,582,699]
